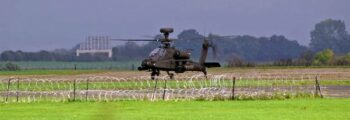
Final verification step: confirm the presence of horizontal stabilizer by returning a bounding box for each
[204,62,221,68]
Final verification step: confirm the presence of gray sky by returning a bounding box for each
[1,0,349,52]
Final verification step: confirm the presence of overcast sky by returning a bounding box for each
[1,0,349,52]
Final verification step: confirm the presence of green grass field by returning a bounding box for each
[0,70,106,76]
[0,99,349,120]
[0,67,349,119]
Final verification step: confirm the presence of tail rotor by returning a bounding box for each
[207,33,218,60]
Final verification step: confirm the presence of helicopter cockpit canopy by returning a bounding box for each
[149,48,166,58]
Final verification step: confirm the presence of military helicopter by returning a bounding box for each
[113,28,220,79]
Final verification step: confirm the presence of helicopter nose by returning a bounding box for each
[142,60,150,66]
[138,60,150,71]
[140,59,154,68]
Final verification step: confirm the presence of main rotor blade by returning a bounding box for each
[110,39,157,41]
[208,38,219,59]
[219,35,238,39]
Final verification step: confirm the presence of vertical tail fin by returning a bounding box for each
[199,39,209,65]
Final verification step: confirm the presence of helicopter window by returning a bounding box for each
[149,48,166,57]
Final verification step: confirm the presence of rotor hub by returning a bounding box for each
[160,28,174,34]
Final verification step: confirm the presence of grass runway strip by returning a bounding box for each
[0,98,349,120]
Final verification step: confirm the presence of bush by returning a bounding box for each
[227,55,255,67]
[312,49,334,65]
[331,53,350,65]
[273,59,293,66]
[0,62,21,71]
[296,50,314,66]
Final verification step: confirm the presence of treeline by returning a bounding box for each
[267,49,349,67]
[0,34,307,62]
[226,19,350,67]
[0,49,110,62]
[0,50,75,61]
[0,43,157,62]
[174,31,307,62]
[0,19,349,67]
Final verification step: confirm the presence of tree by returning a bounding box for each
[0,51,16,61]
[343,53,350,65]
[310,19,350,54]
[331,53,350,65]
[312,49,334,65]
[177,29,204,42]
[345,53,350,61]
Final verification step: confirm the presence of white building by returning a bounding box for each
[76,36,112,58]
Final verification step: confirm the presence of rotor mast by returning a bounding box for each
[160,28,174,48]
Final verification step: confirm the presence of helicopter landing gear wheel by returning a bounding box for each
[151,70,160,80]
[151,72,157,80]
[202,70,208,80]
[166,71,174,79]
[169,73,174,79]
[151,74,155,80]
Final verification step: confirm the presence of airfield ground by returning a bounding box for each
[0,67,349,119]
[0,66,349,79]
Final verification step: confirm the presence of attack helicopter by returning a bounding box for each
[113,28,220,79]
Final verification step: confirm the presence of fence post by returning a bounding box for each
[131,64,135,71]
[73,79,76,101]
[162,79,167,100]
[85,79,89,101]
[315,76,318,96]
[315,76,323,98]
[231,77,236,100]
[5,78,11,102]
[16,78,19,102]
[74,64,77,70]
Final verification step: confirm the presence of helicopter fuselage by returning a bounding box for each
[138,46,205,74]
[132,27,220,79]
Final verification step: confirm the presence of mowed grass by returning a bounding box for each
[0,98,349,120]
[0,70,106,76]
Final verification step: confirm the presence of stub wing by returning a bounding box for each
[204,62,221,68]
